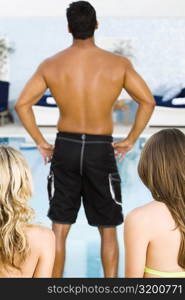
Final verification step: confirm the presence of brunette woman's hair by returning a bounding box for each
[138,128,185,269]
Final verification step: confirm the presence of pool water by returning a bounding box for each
[0,137,153,277]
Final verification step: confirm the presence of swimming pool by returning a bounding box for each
[0,136,152,277]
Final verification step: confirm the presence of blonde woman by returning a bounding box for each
[0,146,55,277]
[124,128,185,278]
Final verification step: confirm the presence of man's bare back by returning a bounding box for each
[15,40,154,153]
[42,45,130,135]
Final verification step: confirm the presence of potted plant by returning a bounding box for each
[0,36,14,113]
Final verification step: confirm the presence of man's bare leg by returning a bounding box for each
[98,227,119,277]
[52,223,71,278]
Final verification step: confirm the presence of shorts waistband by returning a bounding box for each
[57,131,113,142]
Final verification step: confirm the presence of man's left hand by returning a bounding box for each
[112,138,134,162]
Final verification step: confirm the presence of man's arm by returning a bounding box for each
[15,62,53,163]
[113,60,155,161]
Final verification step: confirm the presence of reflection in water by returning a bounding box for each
[86,241,102,278]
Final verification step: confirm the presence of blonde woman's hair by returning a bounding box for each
[0,146,34,269]
[138,128,185,269]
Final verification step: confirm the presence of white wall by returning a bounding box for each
[1,16,185,102]
[0,0,185,17]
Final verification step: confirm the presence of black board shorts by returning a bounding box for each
[47,131,123,227]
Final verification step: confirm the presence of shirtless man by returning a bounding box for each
[15,1,155,278]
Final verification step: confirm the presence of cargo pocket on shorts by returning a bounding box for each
[108,172,122,206]
[47,168,55,202]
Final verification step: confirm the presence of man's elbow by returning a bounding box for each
[150,97,156,108]
[14,100,23,112]
[14,101,29,114]
[14,103,21,118]
[144,98,156,110]
[14,102,19,112]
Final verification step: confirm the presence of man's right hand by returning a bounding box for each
[37,143,54,164]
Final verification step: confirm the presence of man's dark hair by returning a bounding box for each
[66,1,97,40]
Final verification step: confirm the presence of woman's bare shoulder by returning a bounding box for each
[25,225,55,245]
[125,201,170,229]
[125,201,168,226]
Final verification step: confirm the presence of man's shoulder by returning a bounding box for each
[43,48,69,64]
[37,48,70,73]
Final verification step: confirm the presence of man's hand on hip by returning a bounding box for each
[37,142,54,164]
[112,138,134,162]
